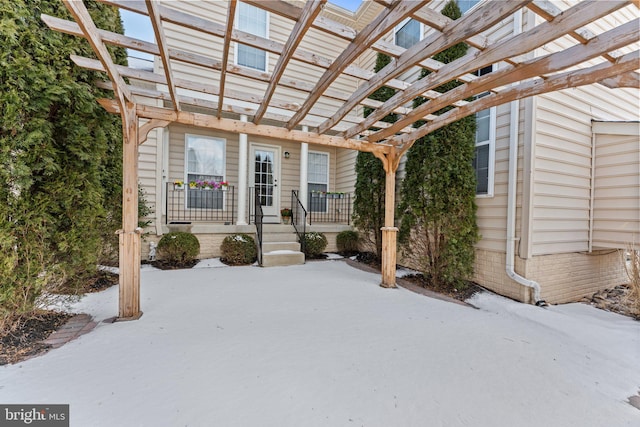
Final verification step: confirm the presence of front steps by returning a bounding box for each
[260,224,305,267]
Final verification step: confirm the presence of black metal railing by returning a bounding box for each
[254,189,264,265]
[291,190,307,254]
[307,193,351,225]
[166,183,235,224]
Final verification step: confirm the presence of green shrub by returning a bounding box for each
[220,234,257,265]
[336,230,360,254]
[303,232,328,257]
[157,232,200,266]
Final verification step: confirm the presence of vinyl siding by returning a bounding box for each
[591,123,640,249]
[161,0,360,130]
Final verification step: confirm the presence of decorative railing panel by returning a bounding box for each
[307,193,351,225]
[166,184,235,224]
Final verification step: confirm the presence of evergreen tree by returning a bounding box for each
[0,0,126,324]
[398,0,479,289]
[353,53,397,260]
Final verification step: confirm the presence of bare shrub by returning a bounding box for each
[625,248,640,317]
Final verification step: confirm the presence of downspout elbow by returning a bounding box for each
[505,262,546,306]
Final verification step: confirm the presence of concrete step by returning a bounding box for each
[262,250,305,267]
[263,241,301,252]
[261,232,298,243]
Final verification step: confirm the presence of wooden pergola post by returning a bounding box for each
[377,151,401,288]
[118,103,142,320]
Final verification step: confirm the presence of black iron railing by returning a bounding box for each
[166,183,235,224]
[291,190,307,254]
[307,193,351,225]
[254,189,264,265]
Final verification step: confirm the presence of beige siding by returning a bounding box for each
[591,123,640,249]
[161,0,360,129]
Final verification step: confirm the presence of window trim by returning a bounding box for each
[474,106,496,198]
[459,0,482,15]
[234,2,269,72]
[394,17,423,49]
[184,134,227,209]
[307,150,330,213]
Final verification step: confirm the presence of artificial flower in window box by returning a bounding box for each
[173,180,185,190]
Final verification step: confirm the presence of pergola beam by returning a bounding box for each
[217,0,236,119]
[392,50,640,152]
[319,0,529,135]
[97,99,393,155]
[370,17,640,143]
[286,0,426,130]
[145,0,180,110]
[253,0,326,124]
[347,0,630,140]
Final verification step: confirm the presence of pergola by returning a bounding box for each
[43,0,639,320]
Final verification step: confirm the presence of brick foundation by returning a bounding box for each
[473,248,628,304]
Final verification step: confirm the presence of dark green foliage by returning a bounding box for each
[303,232,328,257]
[0,0,127,325]
[353,53,396,261]
[398,0,479,289]
[336,230,360,255]
[157,232,200,265]
[220,234,257,265]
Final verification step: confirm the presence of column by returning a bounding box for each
[118,104,143,320]
[380,155,398,288]
[299,125,309,214]
[237,114,248,225]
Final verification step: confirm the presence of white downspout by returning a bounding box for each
[506,8,544,305]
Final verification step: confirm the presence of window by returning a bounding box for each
[394,18,421,49]
[458,0,481,14]
[307,152,329,213]
[186,135,225,209]
[236,2,268,71]
[472,65,495,196]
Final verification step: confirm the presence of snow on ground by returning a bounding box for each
[193,257,227,269]
[2,261,639,427]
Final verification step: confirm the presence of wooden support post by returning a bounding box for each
[118,104,143,321]
[377,151,400,288]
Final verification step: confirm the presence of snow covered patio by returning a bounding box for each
[1,260,639,426]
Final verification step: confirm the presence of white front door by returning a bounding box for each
[250,144,280,222]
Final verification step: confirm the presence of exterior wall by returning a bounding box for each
[161,0,360,131]
[591,122,640,250]
[473,248,628,304]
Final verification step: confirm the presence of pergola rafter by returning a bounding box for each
[43,0,640,319]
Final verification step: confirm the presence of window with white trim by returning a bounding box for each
[394,18,421,49]
[472,65,495,196]
[458,0,481,14]
[307,152,329,213]
[236,2,268,71]
[186,135,226,209]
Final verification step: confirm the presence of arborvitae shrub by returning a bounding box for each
[157,232,200,266]
[303,232,328,257]
[220,234,257,265]
[336,230,360,255]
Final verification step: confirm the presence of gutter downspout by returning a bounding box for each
[506,8,545,306]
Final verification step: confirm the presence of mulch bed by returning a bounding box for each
[0,311,72,365]
[348,252,482,304]
[0,270,119,366]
